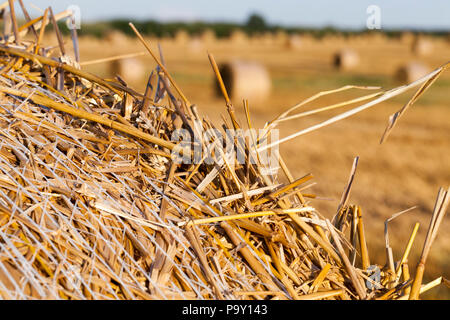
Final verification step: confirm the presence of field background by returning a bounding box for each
[56,32,449,298]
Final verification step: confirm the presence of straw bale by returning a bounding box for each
[229,29,248,45]
[0,1,447,301]
[104,30,131,45]
[255,32,275,46]
[216,60,271,104]
[400,32,415,46]
[411,37,434,56]
[347,34,366,46]
[333,49,360,70]
[367,32,386,44]
[109,57,146,82]
[274,30,288,44]
[286,34,303,50]
[395,62,430,83]
[188,37,204,53]
[174,29,189,45]
[200,29,216,44]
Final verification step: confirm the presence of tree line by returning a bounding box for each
[56,13,448,39]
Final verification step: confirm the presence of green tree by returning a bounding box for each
[246,13,267,34]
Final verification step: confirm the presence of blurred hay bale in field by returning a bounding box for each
[348,34,367,46]
[300,33,316,45]
[286,34,303,50]
[412,36,434,56]
[323,34,345,44]
[79,34,102,46]
[109,57,145,83]
[400,32,415,45]
[332,49,360,71]
[104,30,131,45]
[229,30,248,46]
[272,30,287,46]
[274,30,288,42]
[257,32,275,46]
[367,32,386,44]
[144,35,159,45]
[174,29,190,45]
[199,29,216,44]
[188,37,204,53]
[395,62,430,83]
[216,60,271,104]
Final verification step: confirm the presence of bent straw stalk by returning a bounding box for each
[258,62,449,152]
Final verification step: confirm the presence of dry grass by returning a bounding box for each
[0,3,448,299]
[74,33,450,298]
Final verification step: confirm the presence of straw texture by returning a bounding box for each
[0,2,448,300]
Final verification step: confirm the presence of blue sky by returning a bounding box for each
[24,0,450,30]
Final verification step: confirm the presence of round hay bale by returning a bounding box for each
[216,60,271,104]
[79,34,102,47]
[411,37,433,56]
[284,34,303,50]
[367,32,386,44]
[300,33,315,45]
[188,37,204,53]
[333,49,360,70]
[258,32,275,46]
[348,34,366,46]
[200,29,216,44]
[229,30,248,45]
[174,29,189,45]
[286,34,303,50]
[400,32,415,45]
[104,30,131,45]
[109,57,145,83]
[272,30,288,45]
[395,62,430,83]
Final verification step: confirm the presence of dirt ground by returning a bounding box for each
[54,32,450,298]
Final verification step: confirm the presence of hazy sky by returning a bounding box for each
[24,0,450,30]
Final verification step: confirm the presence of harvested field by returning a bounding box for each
[0,2,449,300]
